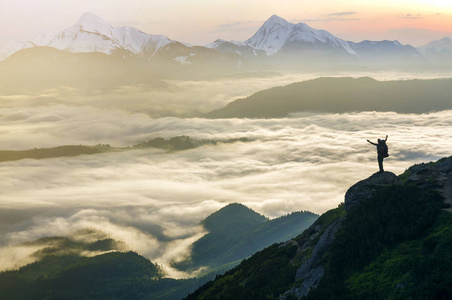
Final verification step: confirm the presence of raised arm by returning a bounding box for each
[384,135,388,142]
[367,140,377,146]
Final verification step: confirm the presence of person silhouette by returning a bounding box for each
[367,135,388,173]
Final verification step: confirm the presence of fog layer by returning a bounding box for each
[0,105,451,273]
[1,73,451,275]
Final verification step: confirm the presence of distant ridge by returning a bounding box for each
[417,37,452,65]
[204,77,452,118]
[418,37,452,55]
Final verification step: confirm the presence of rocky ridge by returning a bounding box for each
[402,156,452,211]
[283,218,343,298]
[282,156,452,299]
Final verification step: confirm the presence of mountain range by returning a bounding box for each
[0,13,450,70]
[208,15,423,68]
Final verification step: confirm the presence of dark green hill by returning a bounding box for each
[0,237,202,300]
[173,203,318,274]
[0,204,318,300]
[0,251,170,300]
[185,156,452,300]
[202,203,268,232]
[204,77,452,118]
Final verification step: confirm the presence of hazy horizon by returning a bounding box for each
[1,1,452,47]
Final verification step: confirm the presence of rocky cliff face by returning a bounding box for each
[283,218,343,298]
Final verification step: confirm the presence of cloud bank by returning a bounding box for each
[1,105,451,273]
[1,73,452,275]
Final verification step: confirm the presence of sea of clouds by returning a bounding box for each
[1,105,451,275]
[1,72,452,276]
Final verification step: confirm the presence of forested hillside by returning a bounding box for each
[186,156,452,299]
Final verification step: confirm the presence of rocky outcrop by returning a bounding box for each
[344,171,401,212]
[282,219,343,299]
[280,157,452,299]
[405,157,451,187]
[281,172,400,299]
[404,156,452,211]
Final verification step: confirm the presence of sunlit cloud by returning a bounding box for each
[0,106,451,273]
[1,73,452,275]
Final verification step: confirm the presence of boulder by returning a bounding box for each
[344,171,401,212]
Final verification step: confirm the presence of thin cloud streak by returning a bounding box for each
[327,12,357,17]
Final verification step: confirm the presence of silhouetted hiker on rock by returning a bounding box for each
[367,135,389,173]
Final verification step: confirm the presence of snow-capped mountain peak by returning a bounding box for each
[265,14,291,27]
[74,12,113,37]
[206,38,246,48]
[245,15,356,56]
[45,12,173,56]
[0,12,175,61]
[245,15,292,55]
[418,37,452,54]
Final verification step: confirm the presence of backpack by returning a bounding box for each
[378,142,389,157]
